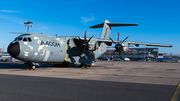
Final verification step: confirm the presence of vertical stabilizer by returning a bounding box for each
[99,20,111,39]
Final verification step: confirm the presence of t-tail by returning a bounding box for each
[89,20,139,40]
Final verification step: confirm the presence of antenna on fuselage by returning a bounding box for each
[24,20,33,33]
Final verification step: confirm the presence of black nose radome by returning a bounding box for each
[7,42,20,58]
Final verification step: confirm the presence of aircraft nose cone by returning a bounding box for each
[7,42,20,58]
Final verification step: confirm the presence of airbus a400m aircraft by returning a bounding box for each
[7,20,172,70]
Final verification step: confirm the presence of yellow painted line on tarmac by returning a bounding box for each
[171,83,180,101]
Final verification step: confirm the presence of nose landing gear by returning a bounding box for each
[26,63,36,70]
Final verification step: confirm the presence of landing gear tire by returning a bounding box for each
[27,64,36,70]
[78,65,84,68]
[78,65,92,68]
[88,65,92,68]
[32,66,36,70]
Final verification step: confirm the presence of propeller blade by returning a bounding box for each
[118,51,121,61]
[87,34,94,43]
[78,48,83,55]
[84,31,86,43]
[84,31,86,56]
[120,36,129,44]
[112,50,117,55]
[118,32,120,44]
[118,50,121,58]
[118,49,122,61]
[84,47,86,55]
[77,36,84,43]
[109,37,115,44]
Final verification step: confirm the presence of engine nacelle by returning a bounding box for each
[122,42,129,53]
[88,40,99,51]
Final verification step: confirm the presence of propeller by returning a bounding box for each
[77,31,94,57]
[109,32,129,61]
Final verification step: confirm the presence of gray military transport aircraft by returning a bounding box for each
[7,20,172,70]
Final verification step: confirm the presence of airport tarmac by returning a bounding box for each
[0,61,180,101]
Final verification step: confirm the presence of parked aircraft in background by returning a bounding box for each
[0,55,11,61]
[156,53,172,62]
[7,20,173,70]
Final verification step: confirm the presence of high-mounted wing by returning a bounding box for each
[126,41,173,47]
[10,32,40,35]
[10,32,52,37]
[96,39,173,47]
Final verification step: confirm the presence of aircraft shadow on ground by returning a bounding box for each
[0,62,29,69]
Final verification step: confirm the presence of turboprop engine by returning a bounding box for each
[121,42,129,53]
[109,32,130,60]
[87,40,99,51]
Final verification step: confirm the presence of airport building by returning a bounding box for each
[99,48,180,62]
[99,48,158,61]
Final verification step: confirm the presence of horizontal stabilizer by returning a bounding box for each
[90,23,139,28]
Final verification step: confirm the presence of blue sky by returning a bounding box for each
[0,0,179,54]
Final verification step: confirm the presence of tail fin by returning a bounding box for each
[168,53,172,58]
[89,20,138,40]
[99,20,111,39]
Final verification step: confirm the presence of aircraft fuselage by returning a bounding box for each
[8,34,108,66]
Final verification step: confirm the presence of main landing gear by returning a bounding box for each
[78,64,92,68]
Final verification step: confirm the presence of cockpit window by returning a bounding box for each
[14,37,23,41]
[27,37,32,42]
[18,37,23,41]
[23,37,27,41]
[14,36,32,42]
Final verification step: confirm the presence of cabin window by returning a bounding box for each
[23,37,27,41]
[28,37,32,42]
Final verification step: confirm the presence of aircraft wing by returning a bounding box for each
[10,32,52,37]
[126,41,173,47]
[96,39,173,47]
[10,32,40,35]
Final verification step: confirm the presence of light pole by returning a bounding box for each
[144,46,146,61]
[24,21,33,33]
[3,43,4,56]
